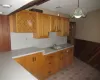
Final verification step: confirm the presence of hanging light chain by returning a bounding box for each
[78,0,79,8]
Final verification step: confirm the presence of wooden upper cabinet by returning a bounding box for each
[50,15,60,32]
[57,17,69,36]
[9,10,37,32]
[41,13,51,38]
[33,13,51,38]
[9,10,69,38]
[64,18,69,36]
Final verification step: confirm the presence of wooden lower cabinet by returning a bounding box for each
[40,52,59,79]
[63,48,73,68]
[14,52,45,79]
[14,56,26,67]
[14,47,73,80]
[57,50,64,70]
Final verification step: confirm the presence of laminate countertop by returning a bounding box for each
[0,43,73,80]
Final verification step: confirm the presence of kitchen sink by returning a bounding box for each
[49,46,62,50]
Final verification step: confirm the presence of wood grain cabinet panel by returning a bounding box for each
[50,16,60,32]
[57,17,69,36]
[14,56,26,67]
[58,50,65,70]
[9,10,37,32]
[33,13,51,38]
[63,48,74,67]
[49,15,56,32]
[14,52,45,79]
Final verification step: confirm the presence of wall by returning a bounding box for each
[11,32,67,50]
[0,15,11,51]
[75,9,100,43]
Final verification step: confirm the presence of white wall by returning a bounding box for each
[11,32,67,50]
[75,9,100,43]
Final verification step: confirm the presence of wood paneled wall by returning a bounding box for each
[74,39,100,71]
[0,15,11,52]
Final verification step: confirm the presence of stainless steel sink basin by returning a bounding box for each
[49,44,63,50]
[49,47,58,50]
[49,46,62,50]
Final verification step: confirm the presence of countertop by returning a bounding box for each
[0,43,73,80]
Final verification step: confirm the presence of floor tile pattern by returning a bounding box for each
[46,58,100,80]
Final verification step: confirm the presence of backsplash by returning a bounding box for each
[11,32,67,50]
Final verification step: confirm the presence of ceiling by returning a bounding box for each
[36,0,100,15]
[0,0,33,15]
[0,0,100,15]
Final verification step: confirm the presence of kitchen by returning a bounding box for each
[0,0,100,80]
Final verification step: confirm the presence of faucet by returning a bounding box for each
[53,44,57,48]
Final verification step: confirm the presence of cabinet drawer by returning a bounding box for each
[45,53,56,61]
[64,48,73,55]
[45,54,56,68]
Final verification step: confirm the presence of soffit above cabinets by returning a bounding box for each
[35,0,100,15]
[0,0,34,15]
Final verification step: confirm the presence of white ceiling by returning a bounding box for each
[0,0,100,15]
[37,0,100,15]
[0,0,33,15]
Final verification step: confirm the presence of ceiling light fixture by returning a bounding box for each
[72,0,85,18]
[0,12,3,14]
[0,4,12,8]
[56,6,61,16]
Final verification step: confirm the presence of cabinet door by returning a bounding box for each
[30,53,44,78]
[42,14,51,38]
[35,13,43,38]
[35,13,50,38]
[67,48,74,65]
[50,15,56,32]
[64,48,74,67]
[14,56,26,67]
[64,18,69,36]
[10,10,37,32]
[58,50,64,70]
[63,49,69,68]
[57,17,65,36]
[50,16,57,32]
[14,52,44,79]
[57,17,69,36]
[50,16,60,32]
[55,16,61,32]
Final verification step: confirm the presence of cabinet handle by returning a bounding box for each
[49,62,51,64]
[32,57,35,62]
[35,57,36,61]
[60,57,63,60]
[48,71,51,74]
[67,50,69,52]
[50,56,53,58]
